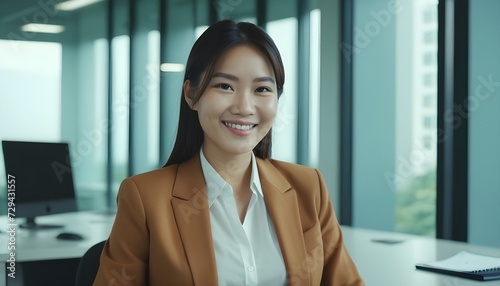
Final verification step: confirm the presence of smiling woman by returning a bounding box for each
[184,45,278,164]
[166,20,285,165]
[93,20,364,286]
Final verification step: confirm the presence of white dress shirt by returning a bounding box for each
[200,149,287,286]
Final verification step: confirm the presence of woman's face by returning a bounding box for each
[187,44,278,158]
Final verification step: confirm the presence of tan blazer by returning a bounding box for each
[93,155,364,286]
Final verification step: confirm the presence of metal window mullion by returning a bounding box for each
[339,0,354,226]
[127,0,137,176]
[106,0,114,210]
[436,0,469,242]
[297,0,310,166]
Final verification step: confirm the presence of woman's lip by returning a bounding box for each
[222,120,257,125]
[222,121,256,136]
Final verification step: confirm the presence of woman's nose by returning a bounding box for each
[231,90,255,115]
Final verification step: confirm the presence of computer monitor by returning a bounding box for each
[2,140,78,229]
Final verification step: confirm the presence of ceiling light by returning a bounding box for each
[21,24,65,34]
[160,63,185,73]
[56,0,103,11]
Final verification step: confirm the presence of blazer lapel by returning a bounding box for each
[257,159,310,285]
[171,155,218,285]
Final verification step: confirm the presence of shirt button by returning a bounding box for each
[247,266,254,272]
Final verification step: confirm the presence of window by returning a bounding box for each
[309,9,321,168]
[352,0,437,236]
[268,17,298,163]
[423,136,433,150]
[0,40,63,213]
[424,52,436,66]
[423,94,435,108]
[111,34,130,194]
[423,116,434,128]
[424,73,436,87]
[424,8,437,23]
[424,31,436,44]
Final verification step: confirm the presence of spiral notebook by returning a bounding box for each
[416,251,500,281]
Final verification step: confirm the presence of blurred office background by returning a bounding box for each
[0,0,499,248]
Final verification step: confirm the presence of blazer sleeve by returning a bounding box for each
[93,177,149,286]
[316,170,364,286]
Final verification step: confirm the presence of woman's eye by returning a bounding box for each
[256,87,271,93]
[217,83,233,91]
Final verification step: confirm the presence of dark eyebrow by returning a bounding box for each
[212,72,239,81]
[212,72,275,84]
[254,76,275,84]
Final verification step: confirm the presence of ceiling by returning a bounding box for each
[0,0,191,25]
[1,0,52,24]
[3,0,76,23]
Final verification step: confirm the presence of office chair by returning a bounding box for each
[75,240,106,286]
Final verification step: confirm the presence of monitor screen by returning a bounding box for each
[2,140,78,228]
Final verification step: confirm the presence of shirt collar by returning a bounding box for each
[199,148,263,208]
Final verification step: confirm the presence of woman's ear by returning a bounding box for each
[183,80,197,110]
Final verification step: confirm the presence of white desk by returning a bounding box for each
[0,211,115,286]
[342,226,500,286]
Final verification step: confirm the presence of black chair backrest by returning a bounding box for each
[75,240,106,286]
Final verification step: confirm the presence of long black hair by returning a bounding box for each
[164,20,285,167]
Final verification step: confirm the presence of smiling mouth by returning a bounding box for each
[223,121,257,131]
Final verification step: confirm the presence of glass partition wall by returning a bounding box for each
[0,1,111,211]
[0,0,320,215]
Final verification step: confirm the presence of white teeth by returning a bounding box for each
[224,122,254,131]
